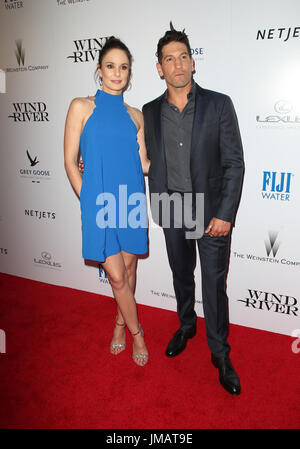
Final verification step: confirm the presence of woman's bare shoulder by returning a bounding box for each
[67,96,95,122]
[125,104,142,116]
[125,104,144,128]
[70,96,95,110]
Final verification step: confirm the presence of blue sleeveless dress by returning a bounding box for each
[79,89,148,262]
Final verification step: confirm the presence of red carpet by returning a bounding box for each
[0,272,299,429]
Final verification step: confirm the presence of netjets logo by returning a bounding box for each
[265,231,280,257]
[256,27,300,42]
[67,36,109,63]
[24,209,56,220]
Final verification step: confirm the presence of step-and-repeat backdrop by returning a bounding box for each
[0,0,299,337]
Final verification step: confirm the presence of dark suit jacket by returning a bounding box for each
[142,83,244,228]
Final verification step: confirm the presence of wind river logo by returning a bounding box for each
[8,102,49,122]
[67,36,109,63]
[19,150,52,183]
[6,40,49,73]
[237,289,298,316]
[261,171,293,201]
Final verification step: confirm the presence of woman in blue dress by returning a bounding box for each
[64,37,150,366]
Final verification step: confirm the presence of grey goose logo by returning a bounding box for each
[26,150,39,167]
[19,150,51,183]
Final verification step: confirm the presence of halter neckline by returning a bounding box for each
[95,89,123,103]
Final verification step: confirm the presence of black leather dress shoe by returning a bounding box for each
[211,354,241,395]
[166,328,197,358]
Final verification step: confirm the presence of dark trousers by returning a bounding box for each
[163,213,231,357]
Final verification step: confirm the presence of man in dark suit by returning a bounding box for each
[142,24,244,395]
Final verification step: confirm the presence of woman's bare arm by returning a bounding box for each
[64,98,86,198]
[134,109,150,175]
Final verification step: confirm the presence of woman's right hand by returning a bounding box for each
[79,159,84,173]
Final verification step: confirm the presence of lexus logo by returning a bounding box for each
[41,251,51,260]
[274,100,293,114]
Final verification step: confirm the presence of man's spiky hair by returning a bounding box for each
[157,21,192,63]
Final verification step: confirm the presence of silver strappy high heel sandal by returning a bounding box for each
[131,325,148,366]
[110,319,126,355]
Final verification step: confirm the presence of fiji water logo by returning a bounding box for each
[99,265,109,284]
[3,0,24,10]
[261,171,293,201]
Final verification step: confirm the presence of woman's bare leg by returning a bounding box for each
[102,252,148,365]
[115,251,137,325]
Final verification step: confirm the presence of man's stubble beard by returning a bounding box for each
[167,75,192,90]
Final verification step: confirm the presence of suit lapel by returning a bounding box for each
[191,84,206,156]
[153,94,166,165]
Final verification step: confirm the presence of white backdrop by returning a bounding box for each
[0,0,299,337]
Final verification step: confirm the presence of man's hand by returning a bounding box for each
[205,217,231,237]
[79,158,84,173]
